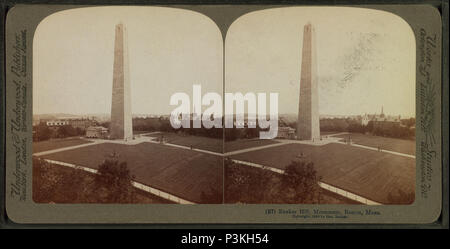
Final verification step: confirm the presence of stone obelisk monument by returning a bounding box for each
[110,23,133,140]
[297,23,320,141]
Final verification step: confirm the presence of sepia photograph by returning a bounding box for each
[31,6,416,205]
[32,6,224,204]
[224,7,416,205]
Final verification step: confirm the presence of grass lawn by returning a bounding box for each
[146,132,223,153]
[39,142,223,203]
[224,139,279,152]
[33,138,92,153]
[230,143,415,204]
[145,133,280,153]
[224,161,358,204]
[335,133,415,155]
[33,160,173,203]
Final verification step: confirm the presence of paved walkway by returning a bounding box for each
[318,182,381,205]
[162,142,223,156]
[333,141,415,159]
[276,136,343,146]
[326,132,350,137]
[225,136,344,156]
[230,159,381,205]
[33,134,160,156]
[224,141,294,156]
[227,135,414,159]
[136,132,161,136]
[324,132,415,158]
[34,134,415,160]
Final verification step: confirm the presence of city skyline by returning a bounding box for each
[33,109,416,119]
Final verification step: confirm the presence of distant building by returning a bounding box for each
[276,127,296,139]
[361,106,401,128]
[32,119,41,126]
[370,115,401,130]
[361,115,371,126]
[234,120,257,127]
[86,126,108,138]
[45,120,69,127]
[42,118,97,130]
[159,115,170,121]
[67,118,98,130]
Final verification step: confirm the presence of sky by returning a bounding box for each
[33,6,223,115]
[226,7,416,117]
[34,6,415,117]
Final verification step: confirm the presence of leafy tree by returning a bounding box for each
[348,123,366,134]
[32,157,87,202]
[99,121,110,129]
[33,156,155,203]
[76,127,86,136]
[401,118,415,128]
[287,121,297,129]
[33,124,53,141]
[94,157,136,203]
[225,127,241,141]
[56,125,78,138]
[160,120,175,132]
[224,158,322,204]
[224,158,278,203]
[280,160,322,204]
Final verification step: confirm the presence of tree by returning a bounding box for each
[33,157,87,202]
[401,118,415,128]
[76,127,86,136]
[93,157,136,203]
[280,160,322,204]
[366,121,374,133]
[224,158,322,204]
[33,124,53,141]
[348,123,366,134]
[243,126,260,139]
[99,121,110,129]
[160,120,175,132]
[225,127,241,141]
[56,125,78,138]
[224,158,278,203]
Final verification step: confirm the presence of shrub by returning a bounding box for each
[32,157,87,203]
[33,124,53,141]
[224,158,322,204]
[280,160,322,204]
[94,158,136,203]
